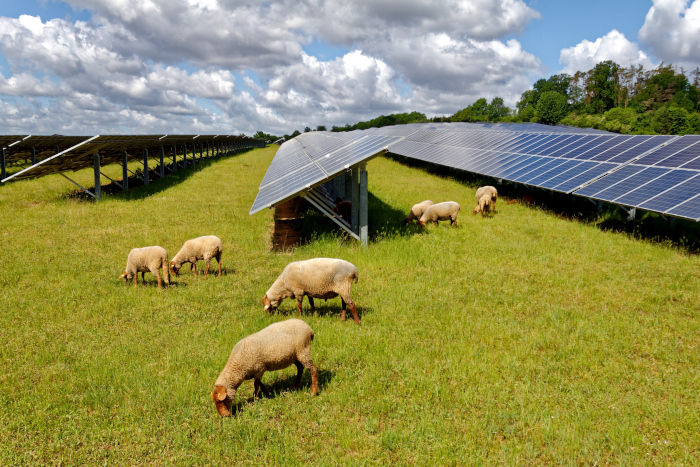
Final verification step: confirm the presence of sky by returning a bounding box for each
[0,0,699,136]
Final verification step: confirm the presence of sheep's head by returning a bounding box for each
[169,261,180,276]
[418,220,426,226]
[211,385,233,417]
[473,205,481,216]
[262,294,279,314]
[119,272,132,282]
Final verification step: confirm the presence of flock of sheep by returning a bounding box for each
[119,185,498,416]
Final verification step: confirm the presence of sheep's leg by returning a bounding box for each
[348,302,361,325]
[216,252,222,277]
[254,379,270,398]
[156,275,162,290]
[133,275,138,287]
[191,262,198,277]
[307,296,316,313]
[340,298,346,321]
[141,272,146,283]
[293,361,304,389]
[204,258,211,278]
[296,298,303,317]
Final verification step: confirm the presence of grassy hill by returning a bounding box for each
[1,147,699,465]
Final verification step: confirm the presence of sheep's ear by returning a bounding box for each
[212,385,228,402]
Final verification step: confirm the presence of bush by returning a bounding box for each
[535,91,568,125]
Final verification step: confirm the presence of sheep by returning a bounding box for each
[169,235,223,277]
[475,186,498,213]
[473,193,492,217]
[262,258,361,325]
[418,201,461,227]
[211,319,318,417]
[403,200,434,224]
[119,246,170,289]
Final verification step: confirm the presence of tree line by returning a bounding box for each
[257,60,700,141]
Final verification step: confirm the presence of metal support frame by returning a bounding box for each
[334,172,345,200]
[31,147,36,165]
[122,151,129,190]
[303,190,360,241]
[199,143,203,161]
[100,171,122,188]
[351,166,360,234]
[359,163,368,246]
[159,146,165,178]
[143,148,149,185]
[1,147,5,181]
[172,146,177,172]
[93,153,101,202]
[183,144,188,168]
[207,142,211,159]
[345,170,353,204]
[59,173,95,198]
[618,205,636,220]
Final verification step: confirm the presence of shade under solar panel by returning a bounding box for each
[633,136,700,166]
[588,166,670,202]
[639,175,700,213]
[613,169,697,206]
[574,165,646,197]
[545,162,611,192]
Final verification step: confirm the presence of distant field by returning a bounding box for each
[1,146,699,465]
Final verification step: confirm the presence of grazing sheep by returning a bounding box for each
[119,246,170,289]
[211,319,318,417]
[262,258,360,325]
[333,200,352,220]
[473,194,492,217]
[475,186,498,213]
[170,235,223,277]
[403,200,434,224]
[418,201,461,227]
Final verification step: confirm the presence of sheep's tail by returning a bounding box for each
[310,329,315,341]
[353,271,359,284]
[162,253,170,285]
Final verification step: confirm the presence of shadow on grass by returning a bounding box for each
[58,149,255,202]
[268,298,367,322]
[229,368,334,416]
[388,153,700,255]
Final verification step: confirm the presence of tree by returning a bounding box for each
[304,126,311,132]
[468,98,489,117]
[487,97,509,120]
[536,91,568,125]
[316,125,327,131]
[587,60,620,113]
[291,130,301,138]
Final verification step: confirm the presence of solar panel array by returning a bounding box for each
[2,134,265,182]
[252,122,700,222]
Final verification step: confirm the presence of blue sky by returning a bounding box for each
[0,0,697,135]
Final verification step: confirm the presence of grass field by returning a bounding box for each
[1,146,699,465]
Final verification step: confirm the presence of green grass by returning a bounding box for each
[1,147,699,465]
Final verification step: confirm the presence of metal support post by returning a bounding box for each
[122,151,129,190]
[597,200,603,213]
[172,146,177,172]
[628,207,636,221]
[345,170,353,202]
[207,142,211,159]
[334,173,345,200]
[199,143,203,161]
[669,217,676,228]
[31,147,36,165]
[359,163,368,246]
[351,166,360,234]
[183,145,188,168]
[143,148,149,185]
[1,148,5,181]
[159,146,164,178]
[93,153,101,202]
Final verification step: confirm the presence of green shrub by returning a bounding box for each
[535,91,568,125]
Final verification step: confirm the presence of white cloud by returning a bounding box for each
[559,30,655,74]
[639,0,700,66]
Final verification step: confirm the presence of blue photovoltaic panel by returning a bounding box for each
[666,195,700,220]
[536,135,585,156]
[570,136,617,159]
[605,135,676,163]
[498,156,543,178]
[527,160,583,186]
[575,165,647,197]
[512,158,560,182]
[589,135,650,162]
[612,169,696,206]
[548,135,600,157]
[581,136,631,161]
[586,166,670,202]
[518,159,568,183]
[638,175,700,213]
[546,162,613,192]
[633,137,699,166]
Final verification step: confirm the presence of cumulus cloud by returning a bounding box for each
[559,29,655,74]
[639,0,700,66]
[0,0,545,134]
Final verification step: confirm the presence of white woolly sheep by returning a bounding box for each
[262,258,361,325]
[475,186,498,213]
[170,235,223,277]
[473,193,492,217]
[403,200,434,224]
[418,201,461,227]
[211,319,318,417]
[119,246,170,289]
